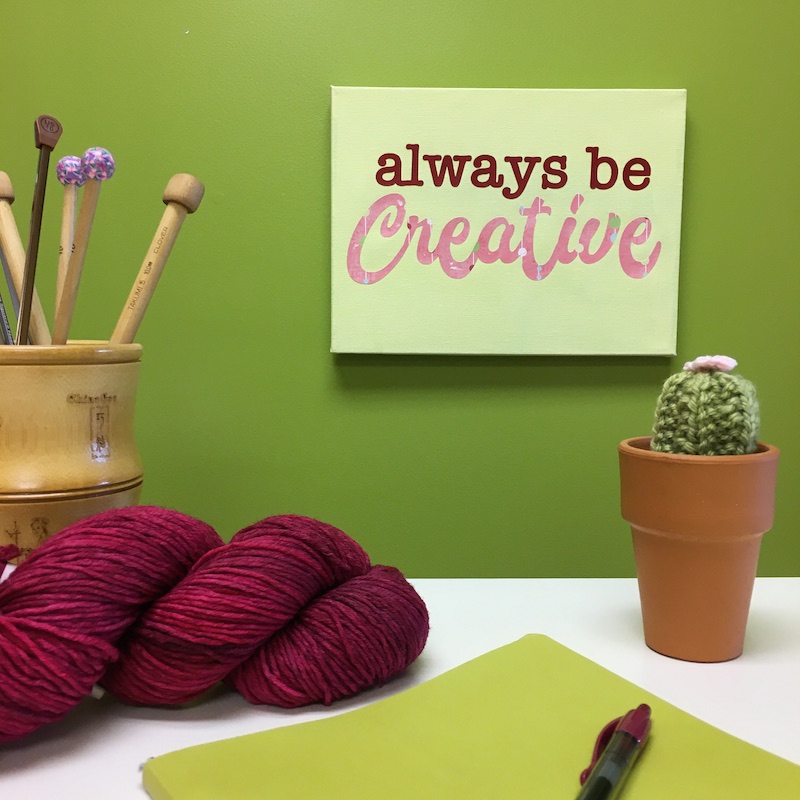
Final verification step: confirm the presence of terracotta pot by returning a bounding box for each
[618,436,779,663]
[0,342,143,561]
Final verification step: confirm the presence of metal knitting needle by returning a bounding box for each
[0,248,18,315]
[15,115,62,345]
[0,292,12,344]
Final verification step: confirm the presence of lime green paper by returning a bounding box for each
[331,87,686,355]
[143,635,800,799]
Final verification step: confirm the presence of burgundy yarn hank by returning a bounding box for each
[0,508,429,743]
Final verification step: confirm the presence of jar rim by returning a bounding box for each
[0,340,142,366]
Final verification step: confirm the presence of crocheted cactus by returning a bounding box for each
[651,355,760,456]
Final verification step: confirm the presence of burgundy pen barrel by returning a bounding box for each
[576,731,644,800]
[580,776,614,800]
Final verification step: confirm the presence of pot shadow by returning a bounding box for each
[742,608,798,658]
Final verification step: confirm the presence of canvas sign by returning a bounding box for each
[331,87,687,355]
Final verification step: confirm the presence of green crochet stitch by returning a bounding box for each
[651,355,760,456]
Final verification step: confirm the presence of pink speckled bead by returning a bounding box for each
[81,147,116,181]
[56,155,87,187]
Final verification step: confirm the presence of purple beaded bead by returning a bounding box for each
[81,147,116,181]
[56,155,87,187]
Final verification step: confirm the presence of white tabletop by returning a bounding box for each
[2,578,799,798]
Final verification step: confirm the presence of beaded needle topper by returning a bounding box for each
[650,355,761,456]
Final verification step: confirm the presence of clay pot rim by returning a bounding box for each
[0,340,142,366]
[619,436,780,463]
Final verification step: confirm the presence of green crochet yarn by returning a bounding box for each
[651,362,760,456]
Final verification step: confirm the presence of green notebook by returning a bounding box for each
[143,635,800,799]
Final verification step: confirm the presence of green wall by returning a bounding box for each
[3,1,798,576]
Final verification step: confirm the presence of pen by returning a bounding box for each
[576,703,651,800]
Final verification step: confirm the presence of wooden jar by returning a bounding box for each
[0,342,143,560]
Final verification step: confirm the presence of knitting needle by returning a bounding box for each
[54,156,86,319]
[16,115,62,345]
[52,147,116,344]
[0,249,17,316]
[110,174,204,343]
[0,171,52,344]
[0,293,12,344]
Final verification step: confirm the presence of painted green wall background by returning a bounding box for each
[2,1,797,576]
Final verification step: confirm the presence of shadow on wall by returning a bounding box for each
[333,354,672,394]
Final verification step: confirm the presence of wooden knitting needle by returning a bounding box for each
[54,156,86,319]
[110,174,204,344]
[52,147,116,344]
[0,171,52,344]
[16,115,62,345]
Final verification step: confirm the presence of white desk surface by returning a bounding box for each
[2,578,799,798]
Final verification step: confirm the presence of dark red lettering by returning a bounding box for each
[542,155,568,189]
[586,147,618,190]
[623,158,651,190]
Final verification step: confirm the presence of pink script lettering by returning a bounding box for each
[346,193,660,284]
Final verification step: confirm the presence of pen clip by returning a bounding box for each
[580,715,623,785]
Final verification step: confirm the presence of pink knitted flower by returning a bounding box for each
[683,355,738,373]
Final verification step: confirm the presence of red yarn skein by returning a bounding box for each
[0,506,221,742]
[0,507,429,743]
